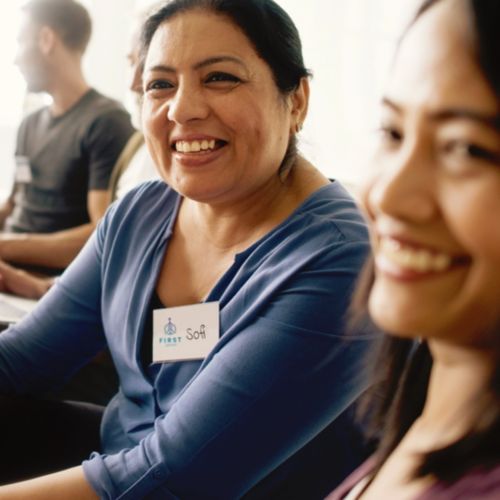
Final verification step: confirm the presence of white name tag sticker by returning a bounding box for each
[152,301,220,363]
[15,156,32,183]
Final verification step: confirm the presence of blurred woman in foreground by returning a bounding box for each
[328,0,500,498]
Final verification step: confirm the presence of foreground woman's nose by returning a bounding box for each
[367,144,438,224]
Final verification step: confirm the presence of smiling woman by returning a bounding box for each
[327,0,500,498]
[140,4,310,210]
[0,1,373,499]
[365,0,500,342]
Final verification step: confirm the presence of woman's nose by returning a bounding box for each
[166,83,210,124]
[364,141,438,224]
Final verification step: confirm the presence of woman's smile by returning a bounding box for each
[375,235,471,281]
[142,10,296,205]
[169,133,229,167]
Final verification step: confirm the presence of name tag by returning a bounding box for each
[15,156,32,183]
[152,301,220,363]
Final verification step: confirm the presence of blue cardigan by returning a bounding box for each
[0,180,373,499]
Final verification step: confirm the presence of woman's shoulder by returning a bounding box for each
[326,459,500,500]
[424,462,500,499]
[325,458,375,500]
[110,180,177,217]
[289,180,368,245]
[118,178,172,201]
[98,180,179,240]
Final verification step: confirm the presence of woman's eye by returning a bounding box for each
[205,72,241,85]
[377,126,403,148]
[146,80,174,92]
[445,140,500,164]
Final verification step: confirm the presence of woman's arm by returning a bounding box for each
[0,467,98,500]
[0,224,107,394]
[0,259,54,299]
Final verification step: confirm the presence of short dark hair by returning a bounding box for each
[22,0,92,53]
[352,0,500,487]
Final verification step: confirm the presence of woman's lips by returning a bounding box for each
[172,138,228,153]
[375,236,471,279]
[170,139,228,167]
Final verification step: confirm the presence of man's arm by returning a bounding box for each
[0,192,15,230]
[0,466,98,500]
[0,259,54,298]
[0,189,111,269]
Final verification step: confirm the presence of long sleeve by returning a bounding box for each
[0,231,107,393]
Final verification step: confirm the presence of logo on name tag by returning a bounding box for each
[164,318,177,335]
[159,317,182,346]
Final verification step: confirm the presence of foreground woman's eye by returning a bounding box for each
[444,140,500,165]
[377,125,403,149]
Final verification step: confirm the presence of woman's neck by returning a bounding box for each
[410,340,494,448]
[358,342,495,500]
[179,158,328,253]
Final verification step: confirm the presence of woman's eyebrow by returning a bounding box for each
[145,56,247,75]
[381,97,500,130]
[145,64,175,74]
[193,55,247,70]
[429,109,500,130]
[381,97,402,113]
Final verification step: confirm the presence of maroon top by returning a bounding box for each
[326,457,500,499]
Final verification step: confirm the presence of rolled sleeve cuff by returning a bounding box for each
[83,452,176,499]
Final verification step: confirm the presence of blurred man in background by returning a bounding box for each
[0,0,134,273]
[0,4,159,301]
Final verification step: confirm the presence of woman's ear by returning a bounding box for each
[289,77,310,134]
[38,26,56,55]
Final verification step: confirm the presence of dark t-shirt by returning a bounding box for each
[5,89,134,233]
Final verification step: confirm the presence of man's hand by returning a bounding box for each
[0,259,53,299]
[0,189,111,269]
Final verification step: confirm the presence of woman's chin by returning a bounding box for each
[368,293,427,340]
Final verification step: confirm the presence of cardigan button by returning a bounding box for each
[153,466,165,480]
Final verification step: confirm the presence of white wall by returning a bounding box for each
[277,0,421,186]
[83,0,136,102]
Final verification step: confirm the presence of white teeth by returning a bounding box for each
[434,254,451,271]
[175,139,217,153]
[379,238,452,272]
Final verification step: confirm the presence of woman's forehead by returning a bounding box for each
[145,10,255,66]
[385,0,497,115]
